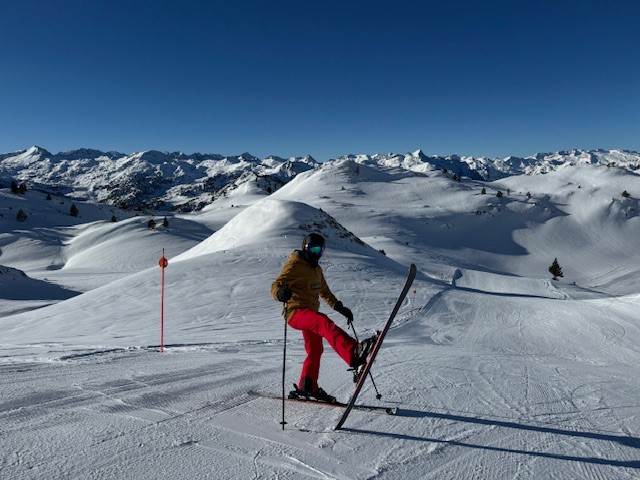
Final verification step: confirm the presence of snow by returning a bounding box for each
[2,157,640,478]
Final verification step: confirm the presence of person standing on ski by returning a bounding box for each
[271,232,375,402]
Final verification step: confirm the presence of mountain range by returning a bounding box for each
[1,146,638,211]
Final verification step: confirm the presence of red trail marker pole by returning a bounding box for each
[159,249,169,353]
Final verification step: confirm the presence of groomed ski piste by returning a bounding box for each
[2,157,640,479]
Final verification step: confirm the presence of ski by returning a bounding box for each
[248,390,398,415]
[335,263,417,430]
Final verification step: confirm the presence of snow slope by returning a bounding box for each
[1,159,640,479]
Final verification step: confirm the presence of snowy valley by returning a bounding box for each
[1,147,640,479]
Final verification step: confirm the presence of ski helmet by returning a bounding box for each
[302,233,325,259]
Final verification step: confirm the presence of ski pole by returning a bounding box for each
[280,304,288,430]
[348,321,382,400]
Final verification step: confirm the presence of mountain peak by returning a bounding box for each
[54,148,123,161]
[237,152,260,162]
[26,146,53,157]
[138,150,172,163]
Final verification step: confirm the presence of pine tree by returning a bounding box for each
[162,216,169,228]
[10,181,19,194]
[549,258,563,281]
[16,209,27,222]
[69,204,79,217]
[148,219,156,230]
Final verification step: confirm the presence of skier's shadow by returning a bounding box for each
[340,408,640,468]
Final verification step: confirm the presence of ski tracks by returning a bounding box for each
[0,347,278,479]
[368,286,640,479]
[213,412,375,479]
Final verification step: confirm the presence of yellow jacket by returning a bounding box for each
[271,250,339,322]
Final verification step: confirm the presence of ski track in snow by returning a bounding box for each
[3,300,640,479]
[5,291,640,480]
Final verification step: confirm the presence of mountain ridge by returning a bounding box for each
[1,146,638,211]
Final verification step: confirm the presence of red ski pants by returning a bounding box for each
[288,309,357,392]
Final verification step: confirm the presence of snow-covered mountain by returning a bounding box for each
[1,146,638,212]
[0,146,320,211]
[2,146,640,479]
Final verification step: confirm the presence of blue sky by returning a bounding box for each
[2,0,639,161]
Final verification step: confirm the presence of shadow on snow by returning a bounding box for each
[341,407,640,469]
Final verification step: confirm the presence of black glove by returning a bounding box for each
[276,285,293,303]
[334,301,354,325]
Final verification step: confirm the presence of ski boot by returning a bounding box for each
[349,331,379,383]
[350,332,378,368]
[289,383,337,404]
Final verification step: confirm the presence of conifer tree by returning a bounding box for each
[549,258,563,281]
[69,204,79,217]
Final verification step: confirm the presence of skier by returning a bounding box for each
[271,232,376,402]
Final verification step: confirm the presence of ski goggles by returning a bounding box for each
[306,244,324,256]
